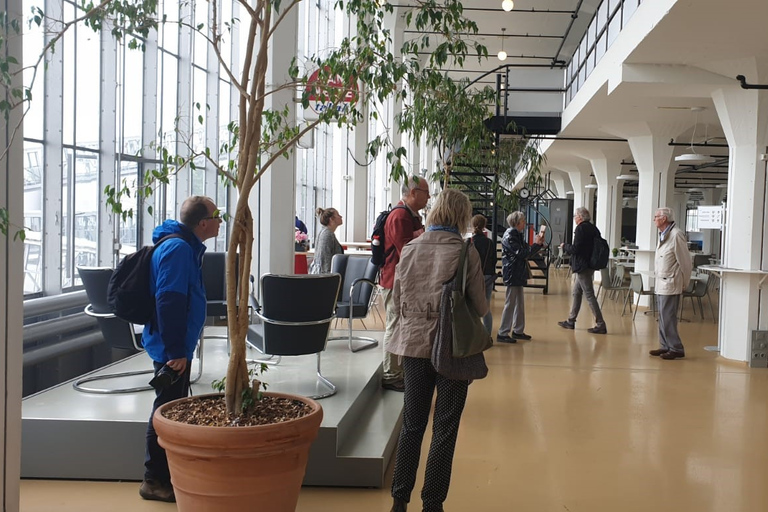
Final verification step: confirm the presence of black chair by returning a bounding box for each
[74,267,154,394]
[202,252,229,339]
[247,273,341,399]
[74,267,203,394]
[326,254,380,352]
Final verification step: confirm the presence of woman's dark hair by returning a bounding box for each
[316,207,337,226]
[471,214,487,234]
[180,196,214,227]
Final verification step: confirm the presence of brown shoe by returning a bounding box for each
[660,351,685,360]
[587,326,607,334]
[139,479,175,503]
[649,348,669,356]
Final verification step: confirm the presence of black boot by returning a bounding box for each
[391,497,408,512]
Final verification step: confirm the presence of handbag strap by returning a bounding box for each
[455,239,471,296]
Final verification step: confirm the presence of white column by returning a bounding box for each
[590,156,622,250]
[251,5,298,277]
[711,85,768,361]
[346,112,370,242]
[1,0,24,507]
[562,163,593,227]
[625,133,675,287]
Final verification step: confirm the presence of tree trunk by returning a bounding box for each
[224,194,254,415]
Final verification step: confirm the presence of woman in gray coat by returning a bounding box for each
[309,207,344,274]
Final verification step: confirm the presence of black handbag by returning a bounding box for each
[451,240,493,358]
[431,279,489,381]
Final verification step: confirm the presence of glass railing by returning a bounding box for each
[564,0,644,107]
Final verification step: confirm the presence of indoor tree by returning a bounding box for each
[2,0,499,415]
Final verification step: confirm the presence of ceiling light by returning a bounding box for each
[584,173,598,189]
[675,107,717,164]
[715,183,728,188]
[497,28,507,61]
[566,191,574,195]
[687,187,704,193]
[675,153,717,164]
[616,174,639,180]
[502,0,514,11]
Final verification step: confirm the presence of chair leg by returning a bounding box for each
[632,295,639,321]
[73,368,155,394]
[191,336,204,384]
[706,293,716,322]
[698,297,705,320]
[311,353,337,400]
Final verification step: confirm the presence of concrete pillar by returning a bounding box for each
[590,156,623,251]
[711,85,768,361]
[251,5,298,277]
[1,0,24,507]
[562,163,594,230]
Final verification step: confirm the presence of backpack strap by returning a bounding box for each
[383,205,411,260]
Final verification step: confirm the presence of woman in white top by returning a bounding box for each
[309,207,344,274]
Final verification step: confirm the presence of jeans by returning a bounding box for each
[144,361,191,483]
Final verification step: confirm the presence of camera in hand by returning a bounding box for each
[149,364,180,390]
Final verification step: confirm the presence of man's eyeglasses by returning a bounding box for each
[203,212,223,222]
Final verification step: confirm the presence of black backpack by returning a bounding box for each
[589,229,610,270]
[370,205,407,266]
[107,234,185,324]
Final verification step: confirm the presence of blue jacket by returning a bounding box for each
[141,220,207,364]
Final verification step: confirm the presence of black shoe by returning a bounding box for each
[660,351,685,360]
[587,326,607,334]
[512,332,532,340]
[139,479,176,503]
[391,497,408,512]
[382,380,406,392]
[558,320,575,330]
[496,334,517,343]
[649,348,669,356]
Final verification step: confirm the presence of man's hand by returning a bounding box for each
[166,357,188,374]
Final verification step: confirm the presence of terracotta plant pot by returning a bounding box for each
[154,392,323,512]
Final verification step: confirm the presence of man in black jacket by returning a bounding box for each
[557,207,607,334]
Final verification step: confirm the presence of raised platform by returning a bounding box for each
[21,327,403,487]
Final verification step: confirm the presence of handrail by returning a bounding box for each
[24,290,89,318]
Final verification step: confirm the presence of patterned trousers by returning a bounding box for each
[391,357,469,512]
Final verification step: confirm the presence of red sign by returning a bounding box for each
[304,67,359,118]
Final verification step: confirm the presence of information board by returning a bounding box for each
[698,205,724,230]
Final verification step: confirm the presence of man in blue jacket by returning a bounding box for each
[140,196,221,502]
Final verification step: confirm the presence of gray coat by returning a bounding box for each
[309,227,344,274]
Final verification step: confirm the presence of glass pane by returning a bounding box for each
[73,150,99,284]
[192,66,207,153]
[76,21,101,148]
[597,1,609,34]
[62,3,76,146]
[596,32,606,64]
[193,0,209,67]
[162,0,179,54]
[23,141,44,294]
[161,52,179,143]
[623,0,638,26]
[220,0,232,68]
[22,0,44,140]
[61,148,73,289]
[118,161,140,256]
[608,13,621,47]
[123,43,144,154]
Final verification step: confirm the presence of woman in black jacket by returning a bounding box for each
[497,211,544,342]
[470,215,498,334]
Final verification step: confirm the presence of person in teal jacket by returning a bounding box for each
[140,196,222,503]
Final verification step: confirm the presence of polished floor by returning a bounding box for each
[21,272,768,512]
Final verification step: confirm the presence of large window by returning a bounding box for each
[21,0,238,296]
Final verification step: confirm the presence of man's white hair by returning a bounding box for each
[574,207,591,222]
[656,207,674,222]
[401,175,424,197]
